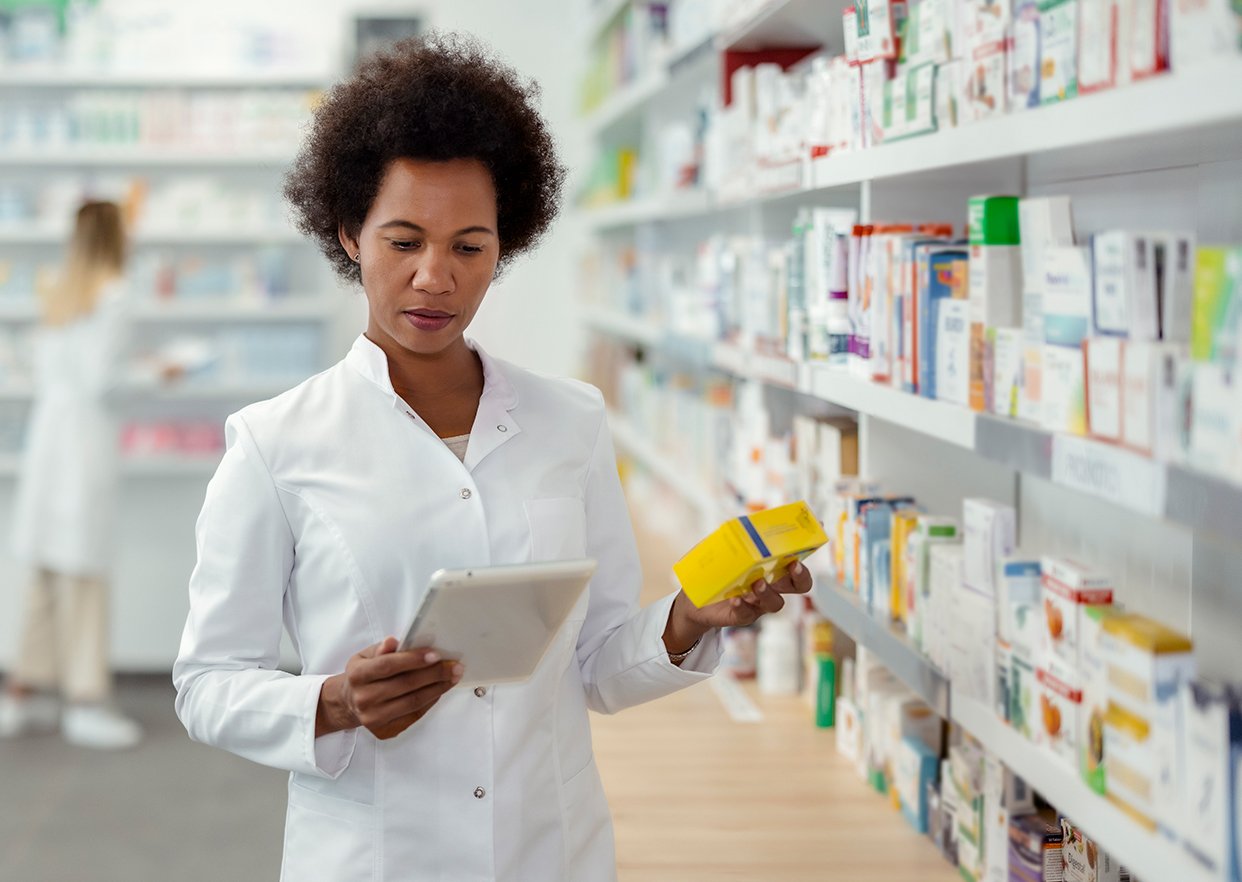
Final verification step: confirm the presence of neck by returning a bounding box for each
[364,329,484,407]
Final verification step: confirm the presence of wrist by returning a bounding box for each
[316,674,357,738]
[663,591,711,656]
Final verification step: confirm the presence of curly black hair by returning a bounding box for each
[284,32,566,282]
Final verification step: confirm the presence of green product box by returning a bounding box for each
[968,195,1022,246]
[1037,0,1079,104]
[1190,246,1241,363]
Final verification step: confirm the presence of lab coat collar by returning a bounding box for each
[345,334,522,470]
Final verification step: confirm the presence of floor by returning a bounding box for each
[0,523,956,882]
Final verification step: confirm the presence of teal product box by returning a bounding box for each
[1042,246,1093,347]
[859,497,917,616]
[919,248,969,398]
[896,736,941,834]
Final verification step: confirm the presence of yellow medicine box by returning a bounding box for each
[674,501,828,608]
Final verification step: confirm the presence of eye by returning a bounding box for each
[388,239,420,251]
[457,244,485,255]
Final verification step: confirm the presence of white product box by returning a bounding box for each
[966,0,1013,48]
[904,63,938,137]
[1079,0,1120,92]
[1104,703,1159,828]
[949,582,998,707]
[1079,604,1120,795]
[962,498,1016,596]
[1041,343,1088,436]
[1010,0,1043,108]
[1155,232,1196,343]
[858,0,909,61]
[1011,647,1038,740]
[1036,664,1082,768]
[970,245,1024,327]
[1043,246,1094,347]
[928,543,965,672]
[1040,556,1114,672]
[936,297,972,406]
[1190,361,1238,475]
[1019,196,1076,299]
[1129,0,1169,78]
[1180,680,1240,878]
[991,327,1025,417]
[998,555,1043,653]
[984,756,1036,882]
[965,43,1008,120]
[836,695,865,769]
[1170,0,1242,69]
[935,59,968,128]
[1085,336,1123,441]
[1039,0,1081,103]
[906,0,955,65]
[1019,342,1044,423]
[1092,231,1157,340]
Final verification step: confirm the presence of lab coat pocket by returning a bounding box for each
[524,496,587,562]
[282,778,378,882]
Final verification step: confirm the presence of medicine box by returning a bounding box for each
[928,542,965,672]
[965,43,1008,121]
[950,581,998,707]
[1060,818,1128,882]
[1037,665,1082,768]
[1179,680,1242,880]
[896,736,941,833]
[1080,605,1123,794]
[1043,246,1094,347]
[936,296,972,406]
[1155,232,1196,344]
[969,196,1024,411]
[1104,703,1158,829]
[1010,649,1038,740]
[1191,246,1241,364]
[1085,336,1123,442]
[963,498,1017,597]
[674,500,829,608]
[1009,812,1065,882]
[836,695,865,770]
[1041,343,1087,436]
[1009,0,1042,108]
[891,509,921,622]
[1092,231,1157,340]
[1189,361,1238,475]
[998,556,1042,653]
[1078,0,1119,92]
[991,327,1024,417]
[1038,0,1080,103]
[1129,0,1170,78]
[1040,556,1114,672]
[1170,0,1242,70]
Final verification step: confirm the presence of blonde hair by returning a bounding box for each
[40,201,127,327]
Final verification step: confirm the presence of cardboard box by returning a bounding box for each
[891,509,921,622]
[1092,231,1158,340]
[1010,648,1039,740]
[1043,246,1094,347]
[1040,556,1114,672]
[858,0,911,61]
[1039,0,1080,102]
[1078,0,1119,93]
[921,247,970,398]
[1085,336,1123,441]
[837,695,865,767]
[1190,362,1239,475]
[991,326,1025,417]
[896,736,941,833]
[1170,0,1242,70]
[1060,818,1128,882]
[1155,232,1196,344]
[1009,812,1065,882]
[1041,343,1088,436]
[965,43,1009,120]
[908,517,960,653]
[1129,0,1170,78]
[1104,703,1158,829]
[963,498,1017,596]
[1037,665,1083,768]
[1080,605,1123,794]
[999,556,1043,653]
[1180,680,1242,879]
[937,293,973,407]
[951,582,999,707]
[1020,196,1077,300]
[928,542,966,672]
[1191,246,1241,364]
[969,196,1024,411]
[1010,0,1043,108]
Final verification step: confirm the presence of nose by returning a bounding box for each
[411,245,454,297]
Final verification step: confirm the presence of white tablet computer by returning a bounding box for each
[399,559,597,688]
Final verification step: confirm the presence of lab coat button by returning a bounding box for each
[460,488,472,500]
[474,686,487,698]
[474,787,486,799]
[497,424,507,432]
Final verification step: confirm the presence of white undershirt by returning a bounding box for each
[442,434,469,463]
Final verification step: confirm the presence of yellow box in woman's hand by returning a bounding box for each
[674,501,828,609]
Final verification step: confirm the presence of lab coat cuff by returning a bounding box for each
[653,592,723,680]
[306,674,358,779]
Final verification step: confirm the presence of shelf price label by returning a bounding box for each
[1050,434,1167,517]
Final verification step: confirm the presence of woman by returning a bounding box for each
[0,201,143,750]
[173,34,812,881]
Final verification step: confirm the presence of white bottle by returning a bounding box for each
[758,615,801,696]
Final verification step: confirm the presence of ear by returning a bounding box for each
[338,223,360,263]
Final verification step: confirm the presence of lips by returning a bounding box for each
[402,308,454,332]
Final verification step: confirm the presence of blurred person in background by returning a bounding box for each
[0,200,144,750]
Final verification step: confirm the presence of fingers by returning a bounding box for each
[356,659,462,707]
[734,578,786,615]
[353,645,447,682]
[360,670,461,734]
[357,636,399,660]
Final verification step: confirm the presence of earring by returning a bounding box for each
[351,253,360,263]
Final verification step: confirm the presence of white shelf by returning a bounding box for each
[0,382,297,402]
[607,410,720,521]
[953,695,1218,882]
[583,189,715,230]
[582,305,666,346]
[0,225,303,245]
[0,299,333,323]
[0,69,327,88]
[0,454,221,478]
[583,69,669,137]
[0,148,296,167]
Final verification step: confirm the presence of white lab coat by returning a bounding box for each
[173,334,722,882]
[12,282,129,577]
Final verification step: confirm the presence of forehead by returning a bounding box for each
[367,157,497,229]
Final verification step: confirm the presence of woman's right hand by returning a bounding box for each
[316,637,463,740]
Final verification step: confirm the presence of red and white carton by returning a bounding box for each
[1128,0,1170,80]
[1040,556,1115,672]
[1036,665,1083,768]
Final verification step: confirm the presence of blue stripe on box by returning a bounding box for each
[738,516,771,558]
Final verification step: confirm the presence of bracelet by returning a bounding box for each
[667,636,703,664]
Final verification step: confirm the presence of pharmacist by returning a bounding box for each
[173,33,812,882]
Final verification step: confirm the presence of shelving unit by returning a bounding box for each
[0,298,335,323]
[607,410,720,526]
[0,226,304,245]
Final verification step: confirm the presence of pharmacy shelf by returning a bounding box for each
[0,382,297,402]
[809,59,1242,194]
[582,189,715,230]
[585,308,1242,542]
[952,695,1219,882]
[716,0,839,52]
[811,581,949,716]
[0,69,328,88]
[607,410,720,522]
[0,148,296,167]
[0,299,333,323]
[0,226,303,245]
[583,68,669,137]
[0,454,220,478]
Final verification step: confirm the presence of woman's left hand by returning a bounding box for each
[663,562,814,657]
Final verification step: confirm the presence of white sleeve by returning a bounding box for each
[172,413,357,778]
[574,404,722,715]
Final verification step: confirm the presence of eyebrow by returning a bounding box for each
[376,220,496,237]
